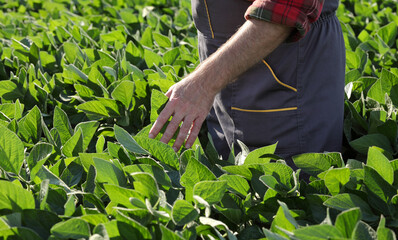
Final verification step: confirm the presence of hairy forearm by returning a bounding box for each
[192,19,293,94]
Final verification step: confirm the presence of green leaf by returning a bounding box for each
[93,157,126,186]
[150,89,168,123]
[77,100,110,117]
[0,80,24,100]
[0,227,42,240]
[324,168,350,195]
[18,105,42,143]
[28,143,53,179]
[21,209,61,240]
[367,69,398,105]
[364,166,396,216]
[111,80,135,109]
[293,225,344,240]
[0,180,35,211]
[135,136,179,169]
[335,208,361,238]
[153,32,172,48]
[160,224,185,240]
[63,64,89,83]
[0,124,25,174]
[62,127,84,157]
[101,30,126,43]
[53,106,73,145]
[367,147,394,185]
[323,193,378,222]
[124,164,172,189]
[270,204,298,238]
[349,134,393,155]
[377,22,397,47]
[104,184,143,208]
[130,172,159,206]
[352,221,377,240]
[51,218,90,239]
[193,180,227,205]
[79,153,113,172]
[144,49,163,68]
[172,199,199,226]
[63,42,85,64]
[218,174,250,197]
[114,125,149,155]
[244,143,277,165]
[292,153,331,177]
[164,48,180,65]
[75,121,100,151]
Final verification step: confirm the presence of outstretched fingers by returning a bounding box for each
[149,103,174,139]
[185,117,206,149]
[172,116,196,151]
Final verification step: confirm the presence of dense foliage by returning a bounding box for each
[0,0,397,239]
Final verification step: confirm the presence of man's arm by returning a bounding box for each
[148,19,292,151]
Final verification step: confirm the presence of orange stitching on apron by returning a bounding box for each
[262,60,297,92]
[231,106,297,113]
[203,0,215,39]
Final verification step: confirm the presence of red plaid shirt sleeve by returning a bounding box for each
[245,0,324,42]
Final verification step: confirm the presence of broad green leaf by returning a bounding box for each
[221,165,252,179]
[18,105,42,143]
[180,157,216,202]
[93,158,126,186]
[22,209,61,240]
[104,184,143,208]
[193,180,227,205]
[124,164,172,188]
[62,64,88,83]
[62,127,84,157]
[367,69,398,105]
[323,193,378,222]
[244,143,277,165]
[0,80,24,100]
[75,121,100,151]
[51,218,90,239]
[349,134,393,155]
[79,153,113,171]
[28,143,53,179]
[218,174,250,197]
[144,49,163,69]
[0,124,25,174]
[377,22,397,47]
[101,30,126,43]
[292,153,331,177]
[263,229,289,240]
[270,205,297,238]
[352,221,377,240]
[367,147,394,185]
[111,80,135,109]
[134,136,179,169]
[153,32,171,48]
[172,199,199,226]
[293,225,344,240]
[63,42,85,64]
[77,101,110,117]
[160,224,185,240]
[364,166,396,216]
[114,125,149,155]
[164,48,180,65]
[130,172,159,206]
[0,180,35,211]
[324,168,350,195]
[35,166,71,192]
[53,106,73,145]
[0,227,42,240]
[150,89,168,123]
[335,208,361,238]
[96,135,105,153]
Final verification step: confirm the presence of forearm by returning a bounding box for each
[193,19,292,95]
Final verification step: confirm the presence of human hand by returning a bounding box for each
[148,75,216,152]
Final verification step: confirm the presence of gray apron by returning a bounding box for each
[192,0,345,163]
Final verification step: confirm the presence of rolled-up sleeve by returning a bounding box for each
[245,0,324,41]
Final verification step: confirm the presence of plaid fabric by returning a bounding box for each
[245,0,324,42]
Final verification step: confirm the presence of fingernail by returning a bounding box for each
[185,144,191,149]
[172,147,178,152]
[148,134,154,139]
